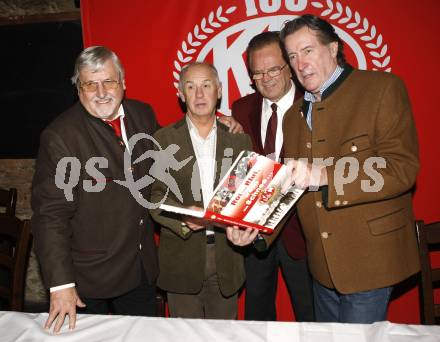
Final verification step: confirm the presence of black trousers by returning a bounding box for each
[79,277,157,316]
[244,239,315,322]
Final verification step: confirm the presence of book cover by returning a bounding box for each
[159,151,304,234]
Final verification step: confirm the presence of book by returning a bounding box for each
[159,151,305,234]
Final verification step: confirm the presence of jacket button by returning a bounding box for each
[128,166,134,172]
[321,232,329,239]
[334,200,341,206]
[139,243,142,250]
[350,145,358,152]
[315,201,322,208]
[306,142,312,149]
[139,219,144,225]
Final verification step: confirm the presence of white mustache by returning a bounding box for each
[93,95,114,102]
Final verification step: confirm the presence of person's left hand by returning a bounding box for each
[226,226,259,246]
[217,115,244,134]
[182,206,206,231]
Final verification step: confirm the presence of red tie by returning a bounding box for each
[106,117,122,137]
[264,103,277,159]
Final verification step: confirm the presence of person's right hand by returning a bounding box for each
[45,287,86,334]
[286,158,328,190]
[226,226,259,246]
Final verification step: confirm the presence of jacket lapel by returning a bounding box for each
[173,118,198,164]
[251,94,264,153]
[214,123,229,189]
[174,118,203,206]
[122,101,145,181]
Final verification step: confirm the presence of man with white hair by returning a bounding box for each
[32,46,160,332]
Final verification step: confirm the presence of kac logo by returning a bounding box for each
[173,0,391,115]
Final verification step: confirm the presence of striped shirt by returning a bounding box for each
[304,65,344,130]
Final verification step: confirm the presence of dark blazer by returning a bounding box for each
[283,68,420,293]
[150,118,252,297]
[231,90,306,259]
[32,99,159,299]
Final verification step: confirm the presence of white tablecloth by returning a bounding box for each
[1,311,439,342]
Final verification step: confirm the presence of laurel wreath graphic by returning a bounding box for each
[311,0,391,71]
[172,1,391,94]
[172,6,237,93]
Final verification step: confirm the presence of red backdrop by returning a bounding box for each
[81,0,440,323]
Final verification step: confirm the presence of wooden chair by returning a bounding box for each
[0,187,17,216]
[0,216,32,311]
[415,220,440,324]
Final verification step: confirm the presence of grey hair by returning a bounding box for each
[280,14,346,66]
[178,62,220,90]
[71,46,125,86]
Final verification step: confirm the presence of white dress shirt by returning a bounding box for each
[260,81,295,161]
[186,116,217,236]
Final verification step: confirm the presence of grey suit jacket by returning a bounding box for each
[150,118,252,297]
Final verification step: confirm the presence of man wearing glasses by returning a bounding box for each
[32,46,160,333]
[231,32,315,322]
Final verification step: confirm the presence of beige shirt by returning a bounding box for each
[186,116,217,236]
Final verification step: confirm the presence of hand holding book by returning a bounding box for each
[182,206,206,231]
[287,158,328,190]
[226,226,259,246]
[159,151,305,234]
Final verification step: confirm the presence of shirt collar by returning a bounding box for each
[103,104,125,122]
[304,65,344,103]
[186,115,217,140]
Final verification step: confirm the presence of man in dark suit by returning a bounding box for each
[150,62,257,319]
[32,46,159,333]
[231,31,315,321]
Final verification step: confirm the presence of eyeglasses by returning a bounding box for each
[251,64,288,80]
[79,80,120,92]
